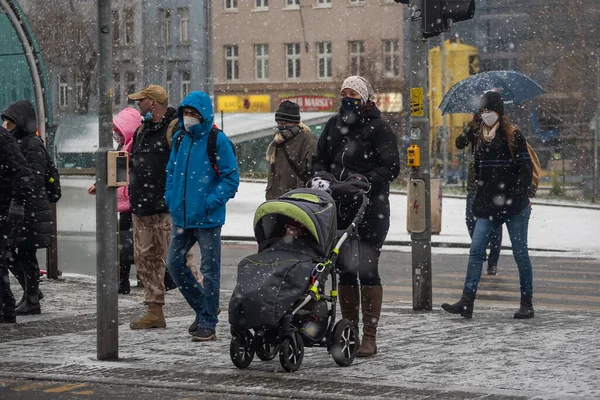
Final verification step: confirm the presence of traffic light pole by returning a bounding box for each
[408,1,432,311]
[96,0,119,360]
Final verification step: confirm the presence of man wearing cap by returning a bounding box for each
[265,100,316,200]
[127,85,180,329]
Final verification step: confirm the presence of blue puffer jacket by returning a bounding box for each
[165,92,240,229]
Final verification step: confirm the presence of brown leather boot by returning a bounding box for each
[338,285,360,329]
[130,304,166,329]
[357,285,383,357]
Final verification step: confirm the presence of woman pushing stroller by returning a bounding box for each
[311,76,400,357]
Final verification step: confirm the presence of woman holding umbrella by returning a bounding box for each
[442,91,535,319]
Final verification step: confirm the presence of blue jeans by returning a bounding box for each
[166,226,222,330]
[464,206,533,295]
[466,190,502,267]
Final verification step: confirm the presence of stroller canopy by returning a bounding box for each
[253,189,337,257]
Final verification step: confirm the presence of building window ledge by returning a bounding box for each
[313,4,333,9]
[252,7,269,12]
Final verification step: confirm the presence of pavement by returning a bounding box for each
[1,274,600,400]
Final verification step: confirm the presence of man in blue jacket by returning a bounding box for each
[165,91,239,341]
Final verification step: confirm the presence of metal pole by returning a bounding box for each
[409,0,432,311]
[593,116,599,203]
[440,33,448,185]
[96,0,118,360]
[205,0,214,99]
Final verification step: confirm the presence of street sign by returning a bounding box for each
[411,87,425,116]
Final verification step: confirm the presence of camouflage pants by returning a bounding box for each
[132,213,199,305]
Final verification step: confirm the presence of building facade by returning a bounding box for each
[212,0,405,114]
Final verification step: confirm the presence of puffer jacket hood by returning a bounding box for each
[177,91,214,138]
[113,108,141,152]
[1,100,37,135]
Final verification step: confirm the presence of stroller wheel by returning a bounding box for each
[330,319,359,367]
[230,330,255,369]
[279,331,304,373]
[255,334,279,361]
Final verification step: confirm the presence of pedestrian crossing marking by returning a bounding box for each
[43,383,89,393]
[72,390,95,395]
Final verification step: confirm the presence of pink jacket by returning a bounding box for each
[114,108,142,213]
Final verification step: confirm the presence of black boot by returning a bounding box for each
[16,289,44,308]
[514,294,534,319]
[486,264,498,275]
[0,267,16,323]
[441,290,476,319]
[119,264,131,295]
[164,270,177,292]
[15,293,41,315]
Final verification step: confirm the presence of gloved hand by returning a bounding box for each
[7,202,24,227]
[309,171,335,192]
[331,174,370,199]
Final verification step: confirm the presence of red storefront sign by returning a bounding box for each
[280,95,336,112]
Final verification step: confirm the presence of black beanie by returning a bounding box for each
[275,101,301,123]
[479,91,504,115]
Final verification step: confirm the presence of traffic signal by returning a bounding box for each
[423,0,476,38]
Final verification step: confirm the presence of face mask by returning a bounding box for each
[2,120,8,130]
[143,111,153,122]
[112,131,125,145]
[341,97,361,113]
[183,116,200,132]
[481,111,499,127]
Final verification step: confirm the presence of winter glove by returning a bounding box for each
[7,201,24,227]
[331,174,370,199]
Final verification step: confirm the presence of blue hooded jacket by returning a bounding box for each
[165,92,240,229]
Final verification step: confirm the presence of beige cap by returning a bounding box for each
[128,85,168,105]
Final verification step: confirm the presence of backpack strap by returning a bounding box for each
[208,127,221,177]
[165,118,179,148]
[280,144,308,182]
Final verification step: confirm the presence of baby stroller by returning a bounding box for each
[229,182,369,372]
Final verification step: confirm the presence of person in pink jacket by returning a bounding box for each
[88,108,141,294]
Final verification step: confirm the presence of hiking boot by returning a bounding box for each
[190,327,216,342]
[441,290,476,319]
[130,304,166,329]
[486,265,498,275]
[514,294,535,319]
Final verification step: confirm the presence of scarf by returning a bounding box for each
[481,121,500,143]
[265,125,301,164]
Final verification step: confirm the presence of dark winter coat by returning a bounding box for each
[313,105,400,221]
[472,125,532,222]
[1,101,53,248]
[266,125,317,200]
[129,107,177,217]
[455,121,478,191]
[0,127,33,221]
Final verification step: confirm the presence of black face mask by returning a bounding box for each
[340,97,362,125]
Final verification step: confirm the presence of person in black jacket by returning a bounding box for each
[442,91,535,320]
[455,114,503,275]
[312,76,400,357]
[1,100,52,316]
[0,126,34,323]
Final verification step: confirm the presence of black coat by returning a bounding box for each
[0,127,33,221]
[1,101,53,248]
[129,107,176,216]
[313,106,400,219]
[472,126,532,222]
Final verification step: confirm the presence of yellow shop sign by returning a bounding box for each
[217,95,271,113]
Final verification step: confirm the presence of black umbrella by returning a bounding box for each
[439,70,545,115]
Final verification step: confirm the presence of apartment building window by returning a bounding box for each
[126,72,136,96]
[224,0,238,10]
[285,0,300,8]
[114,73,121,105]
[112,10,120,45]
[382,39,400,77]
[286,43,301,79]
[348,41,364,76]
[179,8,189,43]
[160,9,171,45]
[166,72,172,96]
[181,71,191,99]
[316,0,332,5]
[225,45,239,80]
[349,0,364,4]
[124,8,134,45]
[255,44,269,80]
[255,0,268,8]
[58,74,68,109]
[317,41,332,79]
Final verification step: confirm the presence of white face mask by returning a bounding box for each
[2,120,9,130]
[183,116,200,132]
[112,131,124,145]
[481,111,499,127]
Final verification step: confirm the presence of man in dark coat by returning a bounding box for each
[0,126,34,323]
[1,100,52,315]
